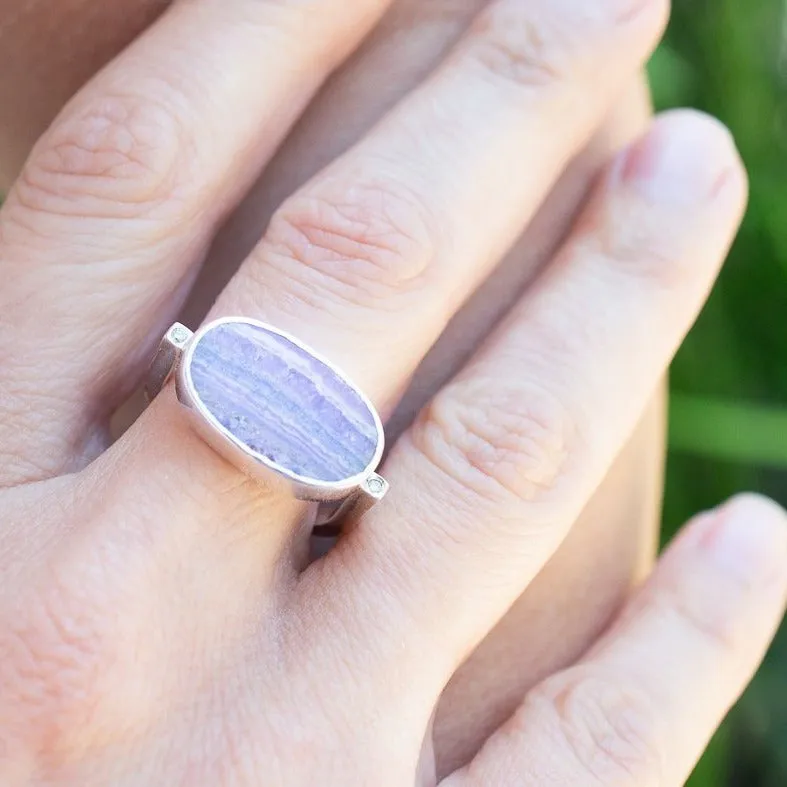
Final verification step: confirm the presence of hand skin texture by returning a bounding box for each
[0,2,662,774]
[0,2,769,786]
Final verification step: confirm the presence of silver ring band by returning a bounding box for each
[146,319,389,529]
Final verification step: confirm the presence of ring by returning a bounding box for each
[146,318,389,530]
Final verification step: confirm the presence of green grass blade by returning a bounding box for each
[670,394,787,468]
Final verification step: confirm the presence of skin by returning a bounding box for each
[0,0,783,784]
[0,2,662,772]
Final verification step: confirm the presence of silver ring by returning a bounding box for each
[146,318,389,530]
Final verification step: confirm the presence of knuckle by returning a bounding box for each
[466,4,577,90]
[0,562,168,768]
[656,575,744,656]
[530,669,664,785]
[0,571,122,758]
[13,91,190,221]
[262,179,436,311]
[470,25,561,90]
[413,378,571,503]
[588,210,691,292]
[465,0,660,92]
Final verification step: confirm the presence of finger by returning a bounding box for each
[208,0,668,409]
[179,0,492,328]
[112,0,668,559]
[0,0,391,484]
[433,382,664,777]
[388,73,657,439]
[428,76,663,777]
[443,494,787,787]
[172,8,663,770]
[0,1,168,185]
[317,111,748,686]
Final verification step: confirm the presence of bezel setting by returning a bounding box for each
[147,318,388,514]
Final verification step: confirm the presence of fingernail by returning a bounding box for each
[619,111,739,205]
[702,494,787,585]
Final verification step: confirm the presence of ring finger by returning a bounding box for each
[109,0,668,563]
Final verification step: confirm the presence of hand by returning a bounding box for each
[0,2,664,770]
[0,0,764,784]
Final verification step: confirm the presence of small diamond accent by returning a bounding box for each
[367,477,385,494]
[170,326,190,344]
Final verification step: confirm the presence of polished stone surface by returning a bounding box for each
[188,322,380,483]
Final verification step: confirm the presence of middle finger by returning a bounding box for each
[317,110,748,692]
[209,0,669,411]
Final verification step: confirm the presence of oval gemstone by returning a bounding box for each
[187,321,381,484]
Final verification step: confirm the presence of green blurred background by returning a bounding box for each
[650,0,787,783]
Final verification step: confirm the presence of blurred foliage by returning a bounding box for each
[649,0,787,783]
